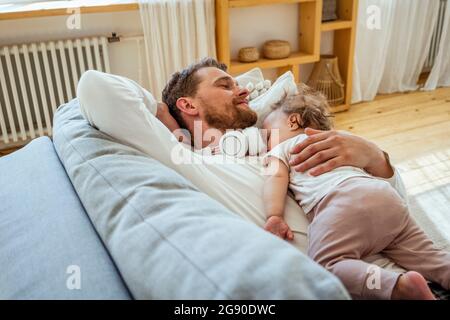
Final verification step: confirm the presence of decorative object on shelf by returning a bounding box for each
[238,47,259,62]
[307,55,345,107]
[246,79,272,101]
[262,40,291,59]
[216,0,357,111]
[322,0,337,22]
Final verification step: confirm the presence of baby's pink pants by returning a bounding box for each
[307,177,450,299]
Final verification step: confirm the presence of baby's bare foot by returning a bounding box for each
[391,271,436,300]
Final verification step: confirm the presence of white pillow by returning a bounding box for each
[235,67,265,88]
[249,71,298,128]
[235,68,272,101]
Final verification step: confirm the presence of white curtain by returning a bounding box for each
[424,0,450,90]
[352,0,440,103]
[139,0,216,100]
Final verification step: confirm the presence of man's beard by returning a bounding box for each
[201,97,258,131]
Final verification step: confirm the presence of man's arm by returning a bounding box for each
[155,102,181,134]
[289,128,394,178]
[77,70,186,167]
[289,128,409,202]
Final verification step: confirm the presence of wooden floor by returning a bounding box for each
[0,146,21,157]
[334,87,450,196]
[335,87,450,246]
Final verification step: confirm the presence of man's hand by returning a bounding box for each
[289,128,394,178]
[156,102,181,133]
[264,216,294,241]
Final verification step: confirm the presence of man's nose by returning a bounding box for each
[237,86,250,100]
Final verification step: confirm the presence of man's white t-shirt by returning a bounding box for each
[266,134,374,214]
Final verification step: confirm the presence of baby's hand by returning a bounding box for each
[264,216,294,241]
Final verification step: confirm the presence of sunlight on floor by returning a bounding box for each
[395,148,450,248]
[335,88,450,250]
[398,148,450,195]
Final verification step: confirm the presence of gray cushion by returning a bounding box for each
[52,99,350,299]
[0,137,131,299]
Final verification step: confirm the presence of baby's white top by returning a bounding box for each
[266,134,373,213]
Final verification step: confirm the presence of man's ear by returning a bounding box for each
[287,113,302,131]
[176,97,199,116]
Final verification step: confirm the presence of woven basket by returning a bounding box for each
[238,47,259,62]
[307,55,345,107]
[263,40,291,59]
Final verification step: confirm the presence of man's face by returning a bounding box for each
[191,67,257,131]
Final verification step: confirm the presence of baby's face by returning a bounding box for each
[262,109,296,151]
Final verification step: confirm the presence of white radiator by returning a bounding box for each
[0,36,110,149]
[424,0,448,72]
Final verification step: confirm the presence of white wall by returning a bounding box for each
[0,4,333,90]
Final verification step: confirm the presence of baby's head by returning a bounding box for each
[262,84,333,150]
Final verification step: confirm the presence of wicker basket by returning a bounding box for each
[307,55,345,107]
[262,40,291,59]
[238,47,259,62]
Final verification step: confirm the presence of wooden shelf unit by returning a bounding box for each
[228,0,317,8]
[216,0,321,83]
[230,51,317,74]
[321,19,353,31]
[327,0,358,112]
[215,0,358,113]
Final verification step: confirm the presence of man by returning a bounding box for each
[77,57,409,299]
[157,57,395,180]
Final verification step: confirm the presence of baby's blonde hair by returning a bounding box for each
[273,83,333,130]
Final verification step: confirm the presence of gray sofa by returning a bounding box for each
[0,136,131,299]
[0,99,349,299]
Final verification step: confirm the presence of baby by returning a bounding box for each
[262,84,450,300]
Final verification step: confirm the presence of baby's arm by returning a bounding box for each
[263,157,294,240]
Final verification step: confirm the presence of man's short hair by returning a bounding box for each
[162,57,228,129]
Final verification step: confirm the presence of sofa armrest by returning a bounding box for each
[0,137,131,299]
